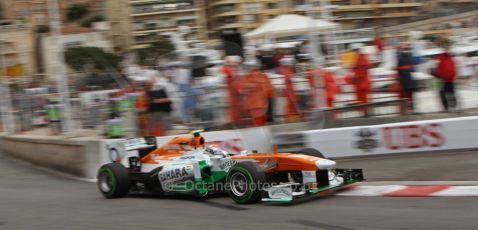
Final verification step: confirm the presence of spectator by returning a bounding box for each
[352,45,372,116]
[341,43,360,69]
[273,48,286,71]
[222,56,243,125]
[175,62,194,123]
[147,81,173,136]
[254,51,277,122]
[194,78,220,130]
[254,62,275,124]
[454,53,473,87]
[434,47,458,112]
[308,68,340,108]
[278,58,301,122]
[396,43,418,113]
[156,69,180,122]
[373,35,385,54]
[256,49,275,72]
[46,100,62,135]
[135,82,150,136]
[373,34,385,64]
[238,61,272,127]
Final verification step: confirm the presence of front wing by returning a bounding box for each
[261,169,364,202]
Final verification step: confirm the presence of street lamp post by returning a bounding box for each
[47,0,73,133]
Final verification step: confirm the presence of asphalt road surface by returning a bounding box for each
[1,150,478,230]
[336,149,478,181]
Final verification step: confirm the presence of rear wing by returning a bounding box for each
[106,137,157,163]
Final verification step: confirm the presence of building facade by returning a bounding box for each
[206,0,290,39]
[206,0,425,33]
[41,23,113,80]
[0,23,35,78]
[293,0,425,29]
[0,0,105,26]
[106,0,208,51]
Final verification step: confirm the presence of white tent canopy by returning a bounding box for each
[245,14,340,40]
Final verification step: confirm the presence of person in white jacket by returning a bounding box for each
[454,53,473,87]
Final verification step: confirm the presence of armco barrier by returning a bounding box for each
[304,116,478,158]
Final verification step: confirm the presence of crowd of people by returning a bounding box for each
[134,37,476,135]
[3,34,478,137]
[102,34,478,137]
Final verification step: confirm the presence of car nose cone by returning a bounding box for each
[316,159,336,170]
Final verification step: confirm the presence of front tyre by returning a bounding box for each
[226,162,266,204]
[97,163,131,198]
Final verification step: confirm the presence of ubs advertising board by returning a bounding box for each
[304,116,478,158]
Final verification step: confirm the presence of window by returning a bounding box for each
[267,3,278,9]
[243,15,258,23]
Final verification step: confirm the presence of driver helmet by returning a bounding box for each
[205,145,228,156]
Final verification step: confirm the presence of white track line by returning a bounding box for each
[337,185,406,196]
[336,185,478,197]
[359,181,478,186]
[431,186,478,197]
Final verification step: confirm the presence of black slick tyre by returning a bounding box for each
[226,162,266,204]
[97,163,131,198]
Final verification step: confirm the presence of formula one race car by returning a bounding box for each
[97,131,364,204]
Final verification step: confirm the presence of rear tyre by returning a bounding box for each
[97,163,131,198]
[299,148,325,158]
[226,162,266,204]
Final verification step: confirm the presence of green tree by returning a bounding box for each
[65,47,121,72]
[134,41,175,65]
[36,25,50,33]
[67,4,90,21]
[81,15,105,28]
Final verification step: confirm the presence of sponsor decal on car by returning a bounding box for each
[159,166,192,181]
[219,159,237,170]
[268,187,293,199]
[180,156,196,160]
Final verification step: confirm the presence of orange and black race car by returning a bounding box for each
[98,131,364,204]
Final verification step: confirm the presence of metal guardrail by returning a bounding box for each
[323,98,410,120]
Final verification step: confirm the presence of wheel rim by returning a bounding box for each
[99,170,113,193]
[230,172,248,197]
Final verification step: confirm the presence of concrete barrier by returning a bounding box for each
[0,134,101,179]
[303,116,478,158]
[1,115,478,180]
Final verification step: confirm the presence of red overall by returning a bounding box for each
[308,69,340,108]
[238,70,272,126]
[279,66,300,122]
[222,66,241,124]
[353,54,372,114]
